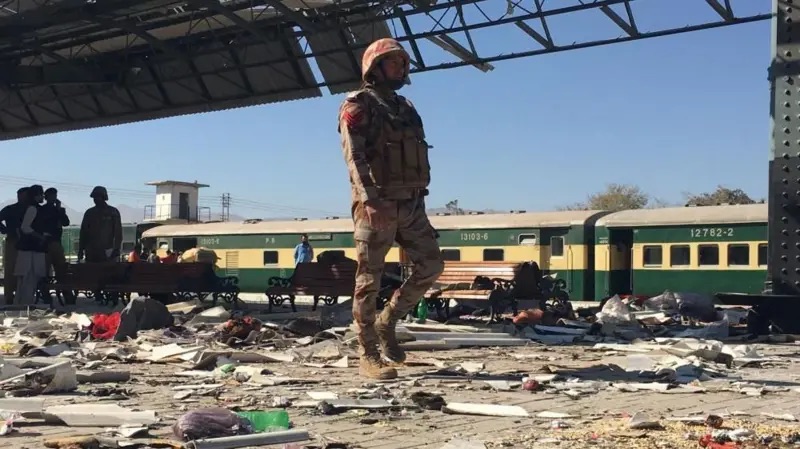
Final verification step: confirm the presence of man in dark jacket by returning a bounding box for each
[40,188,74,304]
[0,187,29,304]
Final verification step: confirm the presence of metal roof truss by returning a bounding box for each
[0,0,773,140]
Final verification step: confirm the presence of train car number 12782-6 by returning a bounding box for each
[689,227,734,238]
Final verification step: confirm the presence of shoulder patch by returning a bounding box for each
[340,96,369,130]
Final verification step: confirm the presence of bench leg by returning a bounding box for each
[267,294,293,313]
[434,298,450,321]
[312,296,319,311]
[313,295,339,311]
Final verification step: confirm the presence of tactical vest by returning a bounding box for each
[358,88,431,198]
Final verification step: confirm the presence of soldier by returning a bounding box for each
[337,38,444,380]
[78,186,123,263]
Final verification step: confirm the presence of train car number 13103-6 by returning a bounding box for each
[689,228,734,238]
[460,232,490,241]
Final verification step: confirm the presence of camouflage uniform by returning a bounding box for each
[79,186,123,262]
[338,38,444,380]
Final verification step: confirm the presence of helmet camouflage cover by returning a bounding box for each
[361,38,410,82]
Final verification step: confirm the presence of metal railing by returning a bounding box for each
[143,204,211,222]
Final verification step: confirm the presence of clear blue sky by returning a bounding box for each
[0,1,772,220]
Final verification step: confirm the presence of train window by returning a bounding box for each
[698,244,719,266]
[550,237,565,257]
[518,234,537,245]
[441,249,461,261]
[483,249,504,261]
[263,251,279,265]
[670,245,691,266]
[643,245,663,266]
[727,244,750,266]
[758,243,768,266]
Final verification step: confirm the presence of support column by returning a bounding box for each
[769,0,800,295]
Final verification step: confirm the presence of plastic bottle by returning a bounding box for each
[235,410,290,432]
[415,298,428,323]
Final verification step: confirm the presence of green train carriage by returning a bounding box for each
[140,210,608,300]
[1,222,157,275]
[58,223,157,263]
[594,204,768,299]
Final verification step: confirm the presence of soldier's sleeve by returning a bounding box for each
[112,207,123,250]
[338,95,379,202]
[78,209,90,251]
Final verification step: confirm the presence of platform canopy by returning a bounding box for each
[0,0,770,140]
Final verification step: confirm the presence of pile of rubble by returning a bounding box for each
[0,292,796,448]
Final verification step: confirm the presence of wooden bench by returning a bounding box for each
[102,262,240,306]
[264,261,402,313]
[423,261,558,322]
[37,262,127,307]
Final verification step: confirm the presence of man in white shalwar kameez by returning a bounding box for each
[14,185,49,305]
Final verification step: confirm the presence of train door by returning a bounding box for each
[607,228,633,296]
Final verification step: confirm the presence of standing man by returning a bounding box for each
[40,188,74,304]
[293,233,314,265]
[337,38,444,380]
[14,185,49,305]
[0,187,29,304]
[78,186,123,263]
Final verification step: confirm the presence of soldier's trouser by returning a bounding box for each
[85,248,112,263]
[46,241,75,304]
[85,249,113,302]
[46,241,67,277]
[3,240,17,304]
[352,198,444,356]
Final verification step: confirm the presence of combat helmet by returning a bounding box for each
[90,186,109,201]
[361,38,410,83]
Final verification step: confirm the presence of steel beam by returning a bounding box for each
[263,0,320,33]
[0,0,182,41]
[0,64,117,85]
[89,15,212,100]
[769,0,800,295]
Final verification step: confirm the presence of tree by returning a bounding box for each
[559,183,652,211]
[445,199,465,215]
[684,185,756,206]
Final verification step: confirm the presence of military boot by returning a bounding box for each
[359,351,398,380]
[357,324,398,380]
[375,306,406,364]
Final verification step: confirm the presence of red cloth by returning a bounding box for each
[91,312,121,340]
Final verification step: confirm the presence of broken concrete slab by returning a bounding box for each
[43,404,158,427]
